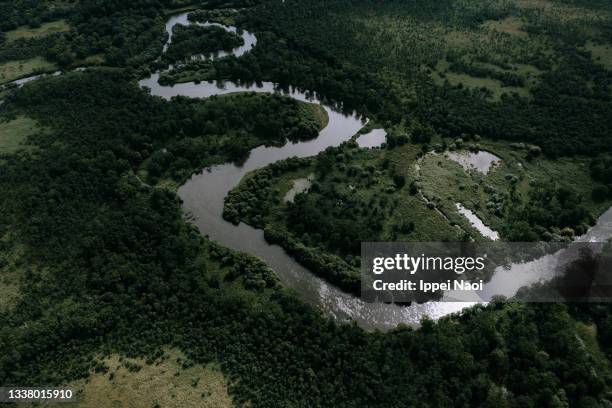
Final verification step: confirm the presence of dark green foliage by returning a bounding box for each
[0,0,167,70]
[286,179,383,256]
[409,180,419,195]
[0,1,612,407]
[394,220,415,235]
[164,24,244,62]
[224,157,311,225]
[393,174,405,189]
[591,155,612,201]
[0,0,72,31]
[263,224,360,294]
[5,68,609,408]
[449,60,525,87]
[386,131,409,148]
[410,122,435,145]
[504,183,592,241]
[144,92,325,182]
[205,0,612,157]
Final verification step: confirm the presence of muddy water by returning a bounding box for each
[143,12,471,330]
[143,12,612,330]
[0,10,609,330]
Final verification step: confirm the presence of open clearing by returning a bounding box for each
[0,116,39,153]
[5,20,70,42]
[79,54,106,65]
[0,269,19,313]
[0,237,24,313]
[431,59,532,100]
[481,17,528,37]
[54,349,233,408]
[0,226,33,315]
[417,140,607,236]
[585,41,612,70]
[0,57,56,84]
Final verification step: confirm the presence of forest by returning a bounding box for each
[210,0,612,303]
[224,131,608,293]
[210,0,612,157]
[143,92,326,183]
[0,0,612,407]
[164,24,244,62]
[0,69,611,407]
[591,155,612,201]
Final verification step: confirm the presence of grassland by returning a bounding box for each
[228,132,611,252]
[431,60,532,100]
[78,54,106,66]
[428,13,547,101]
[5,20,70,42]
[349,8,550,101]
[585,41,612,70]
[225,140,465,271]
[0,222,42,315]
[417,140,605,237]
[316,1,553,93]
[0,116,40,153]
[0,57,57,85]
[517,0,610,23]
[481,16,528,37]
[0,270,19,312]
[244,142,464,241]
[0,235,25,314]
[224,140,468,294]
[54,349,233,408]
[163,0,602,106]
[300,100,329,129]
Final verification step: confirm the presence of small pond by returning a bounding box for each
[456,203,500,241]
[356,128,386,148]
[447,150,501,174]
[283,174,314,203]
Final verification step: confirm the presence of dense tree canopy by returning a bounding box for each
[205,0,612,157]
[164,24,244,62]
[0,0,612,406]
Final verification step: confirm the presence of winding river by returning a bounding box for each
[138,12,612,330]
[6,11,610,330]
[141,12,483,330]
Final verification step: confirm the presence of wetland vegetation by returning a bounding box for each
[225,135,610,292]
[1,0,612,407]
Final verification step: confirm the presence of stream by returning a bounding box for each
[142,12,484,330]
[5,11,611,331]
[142,12,612,330]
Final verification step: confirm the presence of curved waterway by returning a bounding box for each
[138,12,612,331]
[141,12,470,330]
[4,11,610,330]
